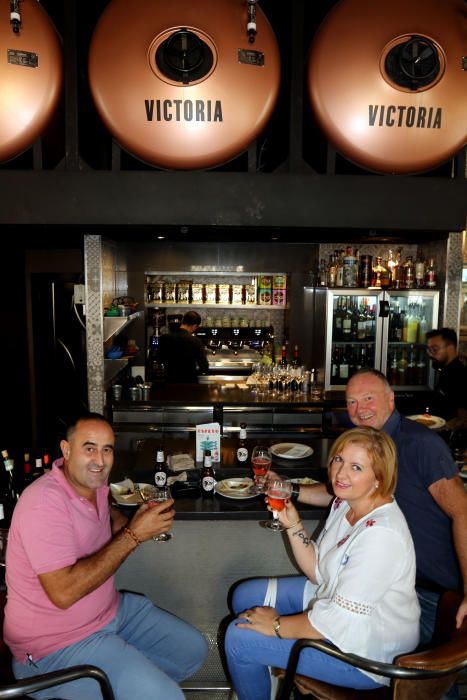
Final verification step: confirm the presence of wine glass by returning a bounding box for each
[264,478,292,532]
[145,485,173,542]
[250,445,272,494]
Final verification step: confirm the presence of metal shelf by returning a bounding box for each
[144,303,288,310]
[103,311,142,343]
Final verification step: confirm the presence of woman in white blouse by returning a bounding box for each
[224,427,420,699]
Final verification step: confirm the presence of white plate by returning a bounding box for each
[407,415,446,430]
[215,478,257,500]
[459,470,467,481]
[271,443,314,460]
[110,482,154,506]
[290,477,320,485]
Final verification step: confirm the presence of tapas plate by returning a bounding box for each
[271,443,314,460]
[110,480,154,506]
[215,478,257,499]
[406,415,446,430]
[290,477,321,486]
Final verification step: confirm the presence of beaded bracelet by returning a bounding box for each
[123,526,141,548]
[285,519,303,530]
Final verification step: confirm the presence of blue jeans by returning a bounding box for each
[12,591,208,700]
[225,577,382,700]
[416,587,458,699]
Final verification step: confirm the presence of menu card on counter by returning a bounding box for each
[196,423,221,463]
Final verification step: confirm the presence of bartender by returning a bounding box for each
[426,327,467,430]
[157,310,209,383]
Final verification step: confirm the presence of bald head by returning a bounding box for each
[346,370,395,430]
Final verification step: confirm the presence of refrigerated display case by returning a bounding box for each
[323,289,439,391]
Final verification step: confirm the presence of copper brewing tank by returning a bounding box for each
[88,0,280,170]
[0,0,62,163]
[307,0,467,174]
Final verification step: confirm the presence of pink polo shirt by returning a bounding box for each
[4,461,120,663]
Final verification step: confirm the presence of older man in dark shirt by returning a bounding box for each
[157,310,209,383]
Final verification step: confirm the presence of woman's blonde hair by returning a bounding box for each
[327,427,397,497]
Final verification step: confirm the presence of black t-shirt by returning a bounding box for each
[432,357,467,420]
[156,329,209,383]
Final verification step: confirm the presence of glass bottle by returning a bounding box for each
[342,297,352,338]
[237,424,249,465]
[387,250,396,288]
[201,450,215,497]
[380,259,391,289]
[387,351,398,386]
[334,297,343,340]
[343,247,358,288]
[372,257,385,288]
[415,253,425,289]
[328,254,337,288]
[403,256,415,289]
[153,448,168,487]
[425,258,437,288]
[406,304,419,344]
[397,349,408,385]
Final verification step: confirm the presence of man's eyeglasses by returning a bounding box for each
[426,344,447,355]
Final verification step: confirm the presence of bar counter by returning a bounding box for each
[113,436,333,522]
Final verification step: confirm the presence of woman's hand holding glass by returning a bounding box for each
[264,478,293,532]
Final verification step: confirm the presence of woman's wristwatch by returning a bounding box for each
[290,483,301,503]
[273,616,282,638]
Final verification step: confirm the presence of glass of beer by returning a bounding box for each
[250,445,272,494]
[145,485,173,542]
[264,478,292,532]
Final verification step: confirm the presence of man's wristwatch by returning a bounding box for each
[273,616,282,638]
[291,483,301,503]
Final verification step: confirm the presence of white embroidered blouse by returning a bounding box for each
[304,498,420,685]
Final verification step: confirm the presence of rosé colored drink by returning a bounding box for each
[267,492,287,512]
[252,456,271,478]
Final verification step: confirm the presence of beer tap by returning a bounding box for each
[10,0,21,34]
[246,0,259,44]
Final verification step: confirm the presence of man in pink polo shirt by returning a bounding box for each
[4,413,207,700]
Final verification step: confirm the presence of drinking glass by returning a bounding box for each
[145,485,173,542]
[264,478,292,532]
[250,445,272,494]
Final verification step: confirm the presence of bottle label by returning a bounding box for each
[154,471,167,487]
[202,476,215,492]
[237,447,249,462]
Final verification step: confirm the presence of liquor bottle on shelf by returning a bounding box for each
[416,349,427,385]
[419,312,428,344]
[1,450,18,500]
[380,259,391,289]
[394,249,404,288]
[279,343,287,367]
[415,253,425,289]
[201,450,215,497]
[397,349,408,385]
[333,297,343,340]
[291,345,299,368]
[22,452,33,491]
[403,256,415,289]
[42,449,51,473]
[387,352,398,385]
[406,305,419,344]
[357,300,367,340]
[342,297,352,338]
[318,259,328,287]
[339,346,351,382]
[359,255,372,288]
[407,345,417,385]
[425,258,437,289]
[336,250,344,287]
[350,298,359,340]
[237,424,249,465]
[32,457,43,481]
[387,250,396,288]
[331,346,340,382]
[343,247,358,287]
[371,257,385,288]
[401,309,408,342]
[391,303,403,342]
[153,448,168,487]
[328,254,337,288]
